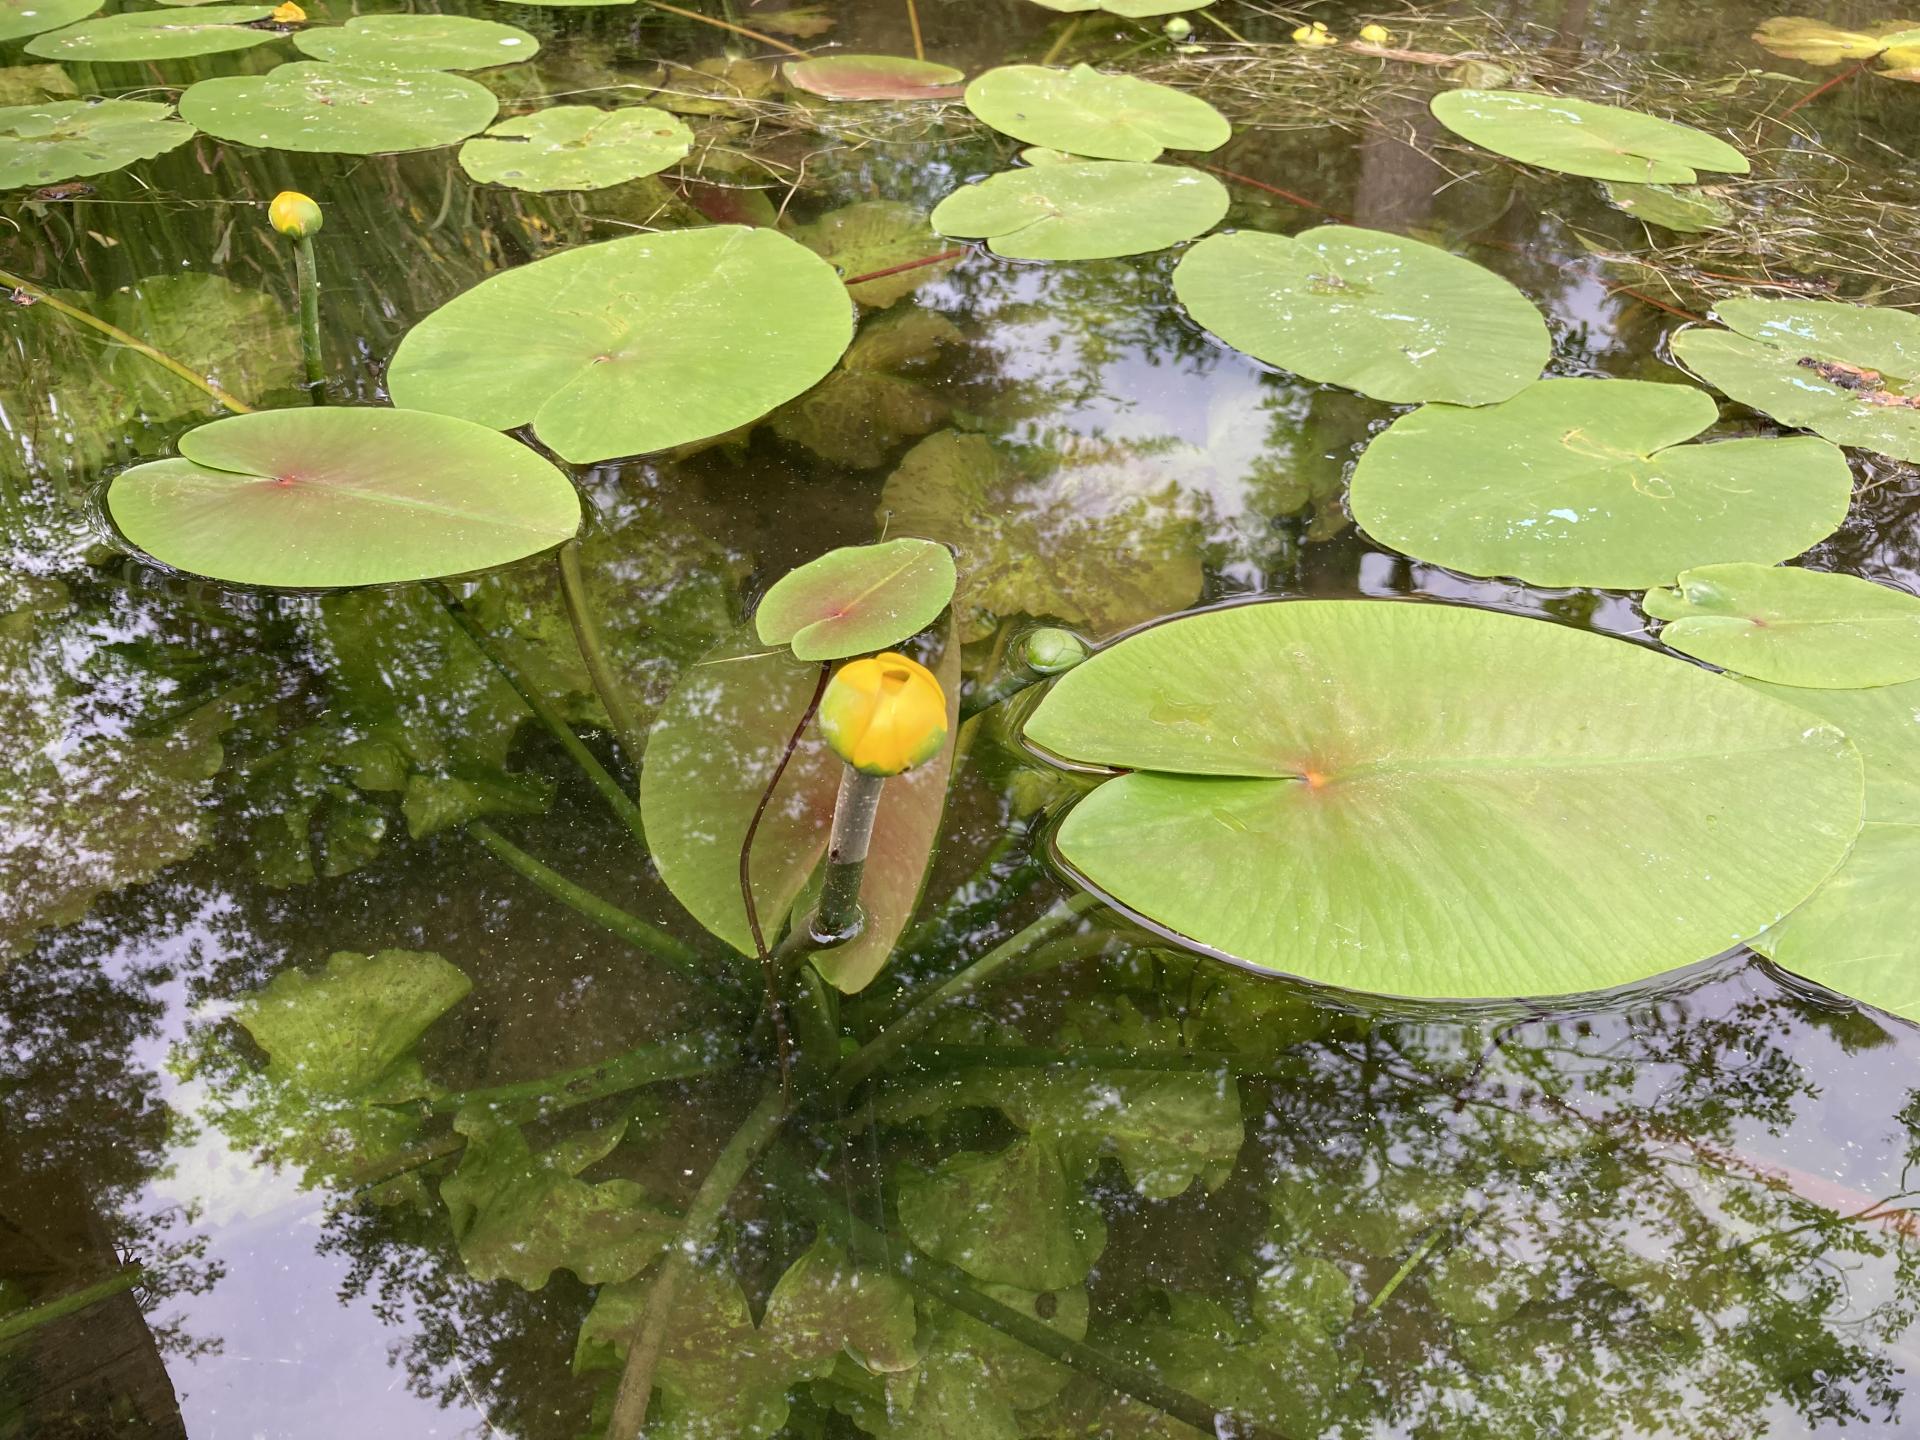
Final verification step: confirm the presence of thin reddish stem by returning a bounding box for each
[842,248,967,288]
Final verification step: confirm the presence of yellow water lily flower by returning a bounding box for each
[1292,21,1338,47]
[270,2,306,22]
[818,652,948,776]
[1358,22,1392,43]
[268,190,322,239]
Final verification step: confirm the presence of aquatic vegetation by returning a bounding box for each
[26,4,279,60]
[754,538,957,661]
[458,105,692,191]
[0,0,98,42]
[1430,88,1750,183]
[932,159,1229,259]
[783,53,965,99]
[0,99,195,186]
[1349,378,1852,587]
[964,63,1232,160]
[1753,15,1920,77]
[1599,180,1733,233]
[1172,226,1550,405]
[178,62,502,153]
[289,13,539,70]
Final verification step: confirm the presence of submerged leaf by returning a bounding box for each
[932,161,1228,260]
[964,63,1230,162]
[755,538,956,660]
[1429,89,1749,183]
[1173,225,1550,406]
[1600,180,1733,233]
[1751,16,1920,66]
[179,63,500,154]
[0,99,195,187]
[1025,600,1865,996]
[788,199,957,308]
[1645,564,1920,688]
[769,307,962,466]
[1349,377,1852,588]
[897,1134,1108,1289]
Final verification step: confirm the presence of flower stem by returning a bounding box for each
[294,234,325,400]
[433,1030,737,1118]
[467,821,705,979]
[811,766,885,942]
[557,540,647,786]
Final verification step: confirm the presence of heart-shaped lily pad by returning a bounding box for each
[1430,89,1750,184]
[179,62,498,154]
[965,64,1230,162]
[27,5,276,61]
[931,161,1227,260]
[387,226,853,464]
[458,105,690,191]
[1172,226,1549,407]
[0,99,195,188]
[755,538,956,660]
[1752,16,1920,65]
[1025,600,1863,997]
[1349,378,1853,588]
[292,14,539,71]
[1669,298,1920,464]
[784,54,965,100]
[0,0,99,43]
[1645,564,1920,688]
[106,407,581,589]
[1600,181,1732,232]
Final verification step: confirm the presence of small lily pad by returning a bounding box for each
[458,105,691,191]
[387,226,853,464]
[784,54,965,100]
[0,99,195,188]
[1430,88,1749,183]
[27,5,276,61]
[1752,16,1920,66]
[0,0,99,43]
[179,62,498,154]
[755,537,956,660]
[1601,180,1733,233]
[1172,225,1550,406]
[1670,298,1920,463]
[931,160,1227,260]
[1645,564,1920,688]
[292,14,539,71]
[1349,378,1852,588]
[106,407,581,589]
[965,63,1230,162]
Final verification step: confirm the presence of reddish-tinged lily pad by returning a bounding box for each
[106,407,581,588]
[755,538,956,660]
[785,54,965,101]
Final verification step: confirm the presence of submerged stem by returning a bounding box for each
[0,1268,145,1349]
[645,0,807,55]
[1041,13,1082,65]
[0,269,253,414]
[557,541,648,786]
[293,234,324,400]
[468,821,706,979]
[434,1031,737,1118]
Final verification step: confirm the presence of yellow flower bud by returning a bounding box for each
[1161,15,1192,39]
[1291,21,1338,47]
[818,652,948,777]
[268,190,322,239]
[1358,22,1391,43]
[270,1,306,21]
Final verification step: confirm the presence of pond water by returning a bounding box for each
[7,0,1920,1435]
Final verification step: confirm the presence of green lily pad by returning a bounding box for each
[1600,180,1733,232]
[1030,0,1214,13]
[1669,298,1920,463]
[880,429,1203,642]
[291,14,539,71]
[106,407,581,589]
[964,63,1230,162]
[387,226,853,464]
[1429,89,1750,183]
[788,199,958,308]
[784,54,965,100]
[767,306,962,466]
[0,98,195,189]
[1746,676,1920,1020]
[1348,378,1853,588]
[26,6,275,61]
[1645,564,1920,688]
[755,538,956,660]
[178,62,498,154]
[931,160,1227,260]
[0,64,77,106]
[1752,16,1920,65]
[1172,226,1550,407]
[458,105,690,191]
[1025,600,1865,997]
[0,0,98,43]
[897,1135,1108,1289]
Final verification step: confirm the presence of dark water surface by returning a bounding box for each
[6,0,1920,1434]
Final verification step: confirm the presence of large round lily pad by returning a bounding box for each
[27,6,276,62]
[964,64,1230,162]
[1172,226,1549,407]
[0,0,99,43]
[1645,564,1920,688]
[179,62,498,154]
[387,226,854,465]
[1429,89,1750,184]
[1349,378,1853,588]
[292,14,539,71]
[459,106,690,191]
[1025,600,1864,998]
[1670,298,1920,463]
[755,538,956,660]
[106,407,581,589]
[0,99,195,189]
[931,161,1226,260]
[784,55,965,101]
